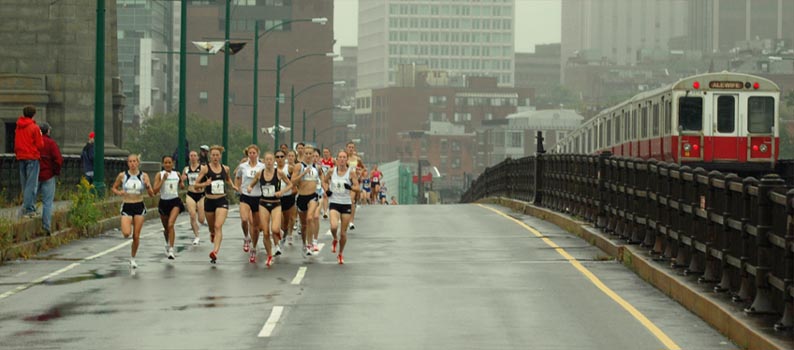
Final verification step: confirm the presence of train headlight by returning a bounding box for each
[759,144,769,153]
[683,143,691,152]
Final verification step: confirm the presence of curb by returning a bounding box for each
[481,197,794,350]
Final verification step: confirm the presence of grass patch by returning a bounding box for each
[67,178,101,231]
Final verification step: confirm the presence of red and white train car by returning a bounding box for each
[554,72,780,171]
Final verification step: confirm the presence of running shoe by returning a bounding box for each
[313,243,319,252]
[322,212,328,219]
[164,244,170,255]
[129,259,138,269]
[243,239,251,253]
[274,244,282,256]
[249,253,256,263]
[209,250,218,264]
[332,239,338,253]
[349,222,355,230]
[192,237,200,245]
[266,255,273,267]
[167,248,175,260]
[305,245,313,256]
[287,234,293,246]
[337,254,344,265]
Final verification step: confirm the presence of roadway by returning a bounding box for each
[0,203,736,349]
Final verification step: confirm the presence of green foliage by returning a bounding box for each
[68,178,101,230]
[0,217,12,251]
[124,113,263,165]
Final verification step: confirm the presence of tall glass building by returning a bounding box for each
[358,0,515,89]
[117,0,177,125]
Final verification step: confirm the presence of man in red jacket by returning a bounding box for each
[14,105,44,217]
[38,122,62,235]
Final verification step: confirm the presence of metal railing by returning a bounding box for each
[462,153,794,330]
[0,154,127,201]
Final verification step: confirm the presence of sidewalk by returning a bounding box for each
[0,200,73,222]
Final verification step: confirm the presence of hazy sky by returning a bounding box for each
[333,0,562,54]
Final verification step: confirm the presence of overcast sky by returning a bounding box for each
[333,0,562,54]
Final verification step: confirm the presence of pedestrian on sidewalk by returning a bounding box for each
[37,122,62,235]
[81,132,95,184]
[15,105,44,218]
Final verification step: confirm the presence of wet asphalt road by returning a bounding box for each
[0,204,736,350]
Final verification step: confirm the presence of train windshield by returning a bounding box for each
[747,96,775,133]
[678,97,702,131]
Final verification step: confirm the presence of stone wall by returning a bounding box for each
[0,0,125,155]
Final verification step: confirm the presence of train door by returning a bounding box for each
[711,94,740,161]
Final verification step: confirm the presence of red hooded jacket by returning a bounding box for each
[14,116,43,160]
[39,134,63,181]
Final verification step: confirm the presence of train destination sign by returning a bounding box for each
[709,81,744,89]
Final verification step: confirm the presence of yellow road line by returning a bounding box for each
[478,204,681,350]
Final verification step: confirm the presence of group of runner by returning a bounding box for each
[112,141,380,269]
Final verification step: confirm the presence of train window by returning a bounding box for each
[748,96,775,133]
[716,96,735,133]
[666,100,672,134]
[641,106,648,138]
[678,97,702,131]
[615,114,622,143]
[652,103,659,136]
[624,111,630,141]
[632,109,638,138]
[606,119,612,146]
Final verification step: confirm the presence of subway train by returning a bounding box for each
[554,72,780,172]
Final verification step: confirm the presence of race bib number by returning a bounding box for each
[372,177,379,183]
[187,173,198,186]
[262,185,276,197]
[248,169,257,178]
[332,180,345,192]
[210,180,225,195]
[163,181,178,197]
[126,179,142,195]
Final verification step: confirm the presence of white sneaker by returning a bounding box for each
[164,244,170,255]
[274,244,282,256]
[305,246,313,256]
[192,237,200,245]
[167,248,175,260]
[130,259,138,269]
[349,222,355,230]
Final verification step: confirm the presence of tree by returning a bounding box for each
[125,113,264,165]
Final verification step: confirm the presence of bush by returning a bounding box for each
[68,178,101,231]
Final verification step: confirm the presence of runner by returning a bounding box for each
[322,150,360,264]
[195,145,239,264]
[292,145,321,256]
[235,145,265,256]
[360,168,371,205]
[153,155,185,259]
[249,152,292,267]
[370,164,383,204]
[310,148,324,252]
[111,154,155,269]
[346,141,365,230]
[181,151,205,245]
[320,147,335,219]
[282,149,299,246]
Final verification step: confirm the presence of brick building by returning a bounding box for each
[185,0,335,149]
[353,75,533,165]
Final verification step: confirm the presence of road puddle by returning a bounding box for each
[42,269,122,285]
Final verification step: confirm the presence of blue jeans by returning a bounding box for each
[19,160,39,215]
[38,178,56,231]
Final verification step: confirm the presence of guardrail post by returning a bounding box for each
[663,163,680,261]
[673,166,692,269]
[643,159,658,248]
[596,152,612,228]
[746,174,785,313]
[776,188,794,329]
[715,173,741,293]
[699,170,723,283]
[734,177,759,303]
[532,154,543,206]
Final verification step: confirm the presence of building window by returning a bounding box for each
[199,91,208,103]
[451,140,461,151]
[429,95,447,106]
[199,55,208,66]
[510,131,521,148]
[452,158,461,169]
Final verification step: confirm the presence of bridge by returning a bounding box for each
[1,154,793,349]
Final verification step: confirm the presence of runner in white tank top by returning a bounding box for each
[322,150,360,264]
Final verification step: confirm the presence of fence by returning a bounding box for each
[0,154,127,201]
[462,153,794,330]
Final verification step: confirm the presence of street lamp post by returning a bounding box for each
[272,52,336,149]
[252,17,327,148]
[222,0,231,164]
[313,124,355,144]
[93,0,106,195]
[302,104,351,142]
[290,80,344,145]
[177,0,187,170]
